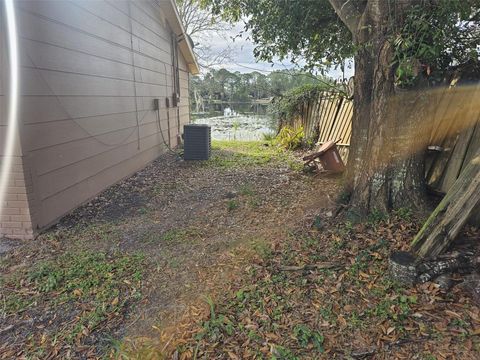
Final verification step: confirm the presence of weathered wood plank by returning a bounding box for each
[438,125,476,192]
[412,152,480,259]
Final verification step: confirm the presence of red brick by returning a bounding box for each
[14,194,28,201]
[14,179,26,187]
[8,186,27,194]
[21,222,33,229]
[3,194,20,201]
[20,208,31,215]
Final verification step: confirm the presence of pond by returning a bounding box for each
[192,113,277,141]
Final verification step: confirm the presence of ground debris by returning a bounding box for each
[278,262,342,271]
[0,141,332,359]
[168,214,480,359]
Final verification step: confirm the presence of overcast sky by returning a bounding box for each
[203,22,354,80]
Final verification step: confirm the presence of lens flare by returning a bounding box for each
[0,0,19,219]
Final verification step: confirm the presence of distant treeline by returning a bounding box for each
[190,68,334,113]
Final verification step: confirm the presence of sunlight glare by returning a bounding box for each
[0,0,19,219]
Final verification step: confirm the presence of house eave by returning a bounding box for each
[157,0,200,75]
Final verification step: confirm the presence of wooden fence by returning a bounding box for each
[284,86,480,200]
[285,91,353,161]
[424,85,480,194]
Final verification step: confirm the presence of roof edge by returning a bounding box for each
[158,0,200,75]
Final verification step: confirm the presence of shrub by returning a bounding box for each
[276,125,304,150]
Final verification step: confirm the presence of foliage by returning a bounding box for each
[268,83,337,123]
[175,215,480,358]
[190,68,332,113]
[393,0,480,86]
[227,199,239,211]
[201,0,480,85]
[276,125,305,150]
[1,250,144,355]
[262,132,276,142]
[176,0,233,68]
[205,140,295,169]
[201,0,354,71]
[293,324,324,352]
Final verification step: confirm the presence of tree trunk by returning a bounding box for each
[345,1,428,215]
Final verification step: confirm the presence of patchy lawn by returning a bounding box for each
[0,140,337,358]
[2,140,478,359]
[1,251,144,358]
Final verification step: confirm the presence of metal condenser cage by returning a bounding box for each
[183,124,211,160]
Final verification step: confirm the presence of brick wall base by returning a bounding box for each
[0,155,35,240]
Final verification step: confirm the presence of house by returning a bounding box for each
[0,0,199,240]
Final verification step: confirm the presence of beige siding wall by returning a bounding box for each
[0,5,36,239]
[179,64,190,131]
[0,0,191,237]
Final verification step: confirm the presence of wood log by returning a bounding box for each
[412,153,480,259]
[416,255,476,283]
[389,251,417,285]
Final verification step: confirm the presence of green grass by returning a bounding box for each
[53,221,123,247]
[239,183,256,196]
[205,140,298,169]
[1,250,145,353]
[227,199,239,211]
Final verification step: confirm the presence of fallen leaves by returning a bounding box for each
[171,215,480,359]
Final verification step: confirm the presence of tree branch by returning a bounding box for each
[327,0,366,33]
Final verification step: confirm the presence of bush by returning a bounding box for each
[276,125,304,150]
[268,83,339,123]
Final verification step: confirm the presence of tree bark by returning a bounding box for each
[345,0,428,215]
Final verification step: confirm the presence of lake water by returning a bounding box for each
[192,114,276,141]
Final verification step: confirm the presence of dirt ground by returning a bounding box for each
[0,141,340,358]
[3,140,479,360]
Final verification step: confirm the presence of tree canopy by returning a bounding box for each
[199,0,480,214]
[202,0,354,71]
[191,68,332,106]
[202,0,480,84]
[176,0,234,68]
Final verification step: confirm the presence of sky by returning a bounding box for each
[202,22,354,80]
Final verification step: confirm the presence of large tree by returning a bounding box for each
[176,0,233,68]
[202,0,480,215]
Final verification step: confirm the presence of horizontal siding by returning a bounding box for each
[18,4,174,72]
[30,118,168,176]
[36,130,171,201]
[21,39,135,82]
[37,143,165,228]
[15,0,192,229]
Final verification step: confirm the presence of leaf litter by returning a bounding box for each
[166,216,480,359]
[1,140,479,359]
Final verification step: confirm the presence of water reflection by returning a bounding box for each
[192,113,276,141]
